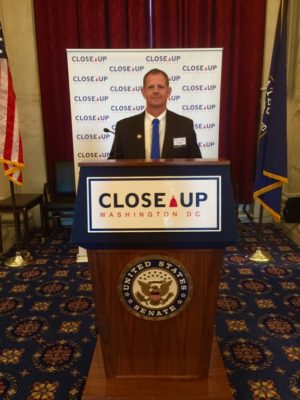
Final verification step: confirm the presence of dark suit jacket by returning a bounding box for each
[108,110,202,159]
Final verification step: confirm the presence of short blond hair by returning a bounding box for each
[143,68,169,87]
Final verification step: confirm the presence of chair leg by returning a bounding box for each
[53,213,60,227]
[22,207,30,249]
[39,200,45,239]
[43,210,49,238]
[0,215,3,256]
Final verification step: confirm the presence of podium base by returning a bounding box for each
[82,335,232,400]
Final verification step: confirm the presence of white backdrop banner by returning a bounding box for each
[67,48,222,172]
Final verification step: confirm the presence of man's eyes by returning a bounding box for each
[147,85,165,89]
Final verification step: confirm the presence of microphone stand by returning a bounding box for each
[5,181,33,267]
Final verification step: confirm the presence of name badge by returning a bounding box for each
[173,137,186,147]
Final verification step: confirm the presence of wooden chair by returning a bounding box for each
[43,161,76,236]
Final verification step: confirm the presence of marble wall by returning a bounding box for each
[0,0,46,195]
[0,0,46,251]
[282,0,300,245]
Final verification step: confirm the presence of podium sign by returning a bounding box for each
[72,159,238,249]
[87,175,221,232]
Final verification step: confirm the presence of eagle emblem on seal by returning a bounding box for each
[136,279,173,306]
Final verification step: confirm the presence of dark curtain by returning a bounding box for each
[152,0,266,203]
[33,0,266,203]
[33,0,149,185]
[77,0,149,48]
[33,0,79,185]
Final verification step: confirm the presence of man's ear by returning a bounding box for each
[141,87,145,99]
[168,87,172,98]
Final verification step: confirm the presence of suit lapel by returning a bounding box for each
[162,110,175,158]
[131,112,145,158]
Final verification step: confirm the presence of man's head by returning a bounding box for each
[142,69,172,116]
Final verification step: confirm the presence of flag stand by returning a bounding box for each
[249,205,273,263]
[4,181,33,267]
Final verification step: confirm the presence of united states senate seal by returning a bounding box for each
[118,255,193,321]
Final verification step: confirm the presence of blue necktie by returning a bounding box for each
[151,118,160,159]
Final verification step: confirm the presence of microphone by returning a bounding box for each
[104,128,116,159]
[103,127,115,135]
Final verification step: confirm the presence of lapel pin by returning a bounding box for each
[137,134,142,139]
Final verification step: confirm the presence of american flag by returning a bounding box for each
[0,22,24,184]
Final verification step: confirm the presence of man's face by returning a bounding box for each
[142,72,172,111]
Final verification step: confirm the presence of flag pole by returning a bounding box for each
[249,204,273,263]
[251,0,288,263]
[4,181,32,267]
[0,22,31,266]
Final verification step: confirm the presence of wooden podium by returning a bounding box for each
[71,159,238,399]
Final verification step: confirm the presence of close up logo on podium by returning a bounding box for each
[87,175,221,232]
[118,256,193,321]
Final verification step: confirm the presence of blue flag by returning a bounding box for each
[253,0,288,221]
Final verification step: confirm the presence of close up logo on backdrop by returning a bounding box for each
[86,175,221,233]
[118,256,193,321]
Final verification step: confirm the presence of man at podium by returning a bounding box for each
[108,68,202,159]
